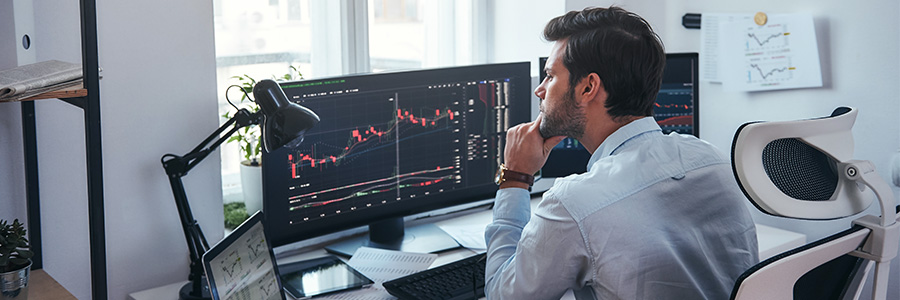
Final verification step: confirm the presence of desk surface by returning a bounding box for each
[129,194,806,300]
[29,269,77,300]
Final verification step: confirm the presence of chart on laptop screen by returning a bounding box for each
[207,222,281,300]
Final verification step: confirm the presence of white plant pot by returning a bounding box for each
[240,161,263,214]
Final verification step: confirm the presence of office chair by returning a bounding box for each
[729,107,899,300]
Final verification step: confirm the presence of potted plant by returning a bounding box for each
[224,66,304,216]
[0,219,33,299]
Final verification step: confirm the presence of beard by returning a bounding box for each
[539,87,586,139]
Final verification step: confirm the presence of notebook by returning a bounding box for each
[202,211,286,300]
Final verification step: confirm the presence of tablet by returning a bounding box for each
[279,255,374,299]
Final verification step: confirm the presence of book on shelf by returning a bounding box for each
[0,60,83,102]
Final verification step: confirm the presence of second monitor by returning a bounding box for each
[541,53,699,177]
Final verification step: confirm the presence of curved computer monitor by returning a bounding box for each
[541,53,700,177]
[263,63,531,256]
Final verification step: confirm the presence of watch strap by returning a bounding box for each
[501,166,534,186]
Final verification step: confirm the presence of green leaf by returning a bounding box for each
[10,257,28,266]
[16,249,33,259]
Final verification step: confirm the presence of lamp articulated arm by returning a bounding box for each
[160,108,262,299]
[158,79,318,300]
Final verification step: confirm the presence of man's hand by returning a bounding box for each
[502,114,566,188]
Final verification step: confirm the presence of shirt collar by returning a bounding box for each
[586,116,662,171]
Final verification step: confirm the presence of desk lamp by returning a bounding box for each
[161,79,319,300]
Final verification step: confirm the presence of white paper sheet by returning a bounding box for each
[700,13,751,82]
[438,224,488,251]
[347,247,439,282]
[720,14,823,91]
[316,247,438,300]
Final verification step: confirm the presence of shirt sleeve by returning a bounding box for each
[484,188,591,299]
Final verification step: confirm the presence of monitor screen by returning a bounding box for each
[263,63,531,250]
[541,53,699,177]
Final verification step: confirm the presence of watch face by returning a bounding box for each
[494,165,504,185]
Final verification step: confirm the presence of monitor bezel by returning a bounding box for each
[262,62,532,248]
[663,52,700,138]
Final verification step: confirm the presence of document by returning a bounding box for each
[700,13,751,82]
[438,224,488,251]
[347,247,438,283]
[721,13,822,91]
[317,247,437,300]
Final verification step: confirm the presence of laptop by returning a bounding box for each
[202,211,286,300]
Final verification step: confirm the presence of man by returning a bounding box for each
[485,6,758,300]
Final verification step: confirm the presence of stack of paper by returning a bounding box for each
[0,60,83,102]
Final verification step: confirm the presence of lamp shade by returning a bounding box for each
[252,79,320,152]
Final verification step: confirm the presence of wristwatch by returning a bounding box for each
[494,164,535,186]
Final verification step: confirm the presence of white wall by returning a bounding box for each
[96,1,222,299]
[492,0,567,120]
[0,1,222,299]
[0,0,29,234]
[492,0,565,76]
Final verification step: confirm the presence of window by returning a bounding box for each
[369,0,424,71]
[213,0,487,204]
[213,0,312,201]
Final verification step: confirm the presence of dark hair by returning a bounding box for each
[543,6,665,119]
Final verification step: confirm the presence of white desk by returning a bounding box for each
[129,195,806,300]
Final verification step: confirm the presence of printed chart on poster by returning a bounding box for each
[721,13,822,91]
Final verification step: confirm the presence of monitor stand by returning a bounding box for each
[325,217,460,257]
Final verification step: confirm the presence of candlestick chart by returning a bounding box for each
[280,80,511,224]
[653,83,695,135]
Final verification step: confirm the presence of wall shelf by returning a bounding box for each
[22,86,88,102]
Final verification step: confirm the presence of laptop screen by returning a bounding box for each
[203,212,285,300]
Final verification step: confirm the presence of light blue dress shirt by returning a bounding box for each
[485,117,758,300]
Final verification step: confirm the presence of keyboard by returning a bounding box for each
[383,253,486,300]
